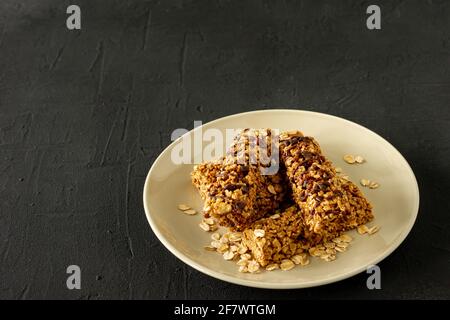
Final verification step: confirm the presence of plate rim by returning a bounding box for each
[143,109,420,289]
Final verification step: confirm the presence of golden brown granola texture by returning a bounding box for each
[192,129,373,266]
[242,205,305,267]
[191,129,288,230]
[279,131,373,246]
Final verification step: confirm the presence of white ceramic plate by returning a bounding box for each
[143,109,419,289]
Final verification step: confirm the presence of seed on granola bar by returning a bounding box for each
[240,253,252,260]
[270,213,280,219]
[280,259,295,271]
[280,130,304,138]
[340,234,352,242]
[228,232,242,242]
[324,242,335,248]
[177,204,191,211]
[220,235,229,244]
[237,259,248,266]
[309,247,320,257]
[211,233,221,241]
[335,246,346,252]
[295,247,304,254]
[253,229,265,238]
[321,254,336,262]
[199,222,210,232]
[343,154,356,164]
[247,260,260,273]
[204,217,215,225]
[267,185,276,194]
[237,243,248,254]
[291,254,308,265]
[336,241,349,248]
[217,244,229,253]
[238,265,248,273]
[223,251,235,260]
[290,255,301,265]
[211,240,221,248]
[265,264,279,271]
[217,202,232,214]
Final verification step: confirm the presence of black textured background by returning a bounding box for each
[0,0,449,299]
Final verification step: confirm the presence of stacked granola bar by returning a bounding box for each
[191,128,374,269]
[191,129,288,230]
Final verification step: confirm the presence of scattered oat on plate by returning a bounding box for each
[360,179,380,189]
[344,154,365,164]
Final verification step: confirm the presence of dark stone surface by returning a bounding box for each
[0,0,449,299]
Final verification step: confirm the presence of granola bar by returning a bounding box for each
[191,129,287,230]
[279,131,373,245]
[242,205,304,267]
